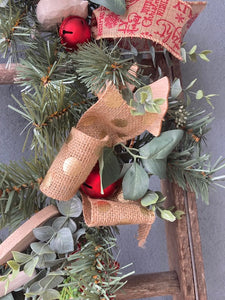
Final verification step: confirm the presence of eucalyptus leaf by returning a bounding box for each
[171,78,182,99]
[122,162,149,200]
[7,260,19,271]
[185,78,197,90]
[24,270,47,290]
[52,216,77,233]
[30,242,55,255]
[39,274,64,290]
[199,53,209,62]
[33,226,54,242]
[142,158,167,178]
[121,87,133,104]
[24,257,39,277]
[42,289,61,300]
[139,130,184,159]
[189,45,197,55]
[50,228,74,254]
[196,90,204,100]
[36,253,57,269]
[99,147,121,189]
[141,192,159,207]
[74,228,86,242]
[174,210,185,220]
[90,0,126,15]
[56,195,82,218]
[12,251,31,263]
[159,209,176,222]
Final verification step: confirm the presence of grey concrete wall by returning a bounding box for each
[0,1,225,299]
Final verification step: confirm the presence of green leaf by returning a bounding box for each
[30,242,55,255]
[174,210,185,220]
[24,257,39,277]
[189,53,197,62]
[198,53,210,62]
[171,78,182,99]
[50,228,74,254]
[141,192,159,207]
[200,50,212,55]
[188,45,197,55]
[122,162,149,200]
[90,0,126,15]
[12,251,31,263]
[159,209,176,222]
[154,98,165,105]
[42,289,61,300]
[180,47,186,63]
[56,195,82,218]
[39,273,64,290]
[36,253,57,268]
[74,227,86,242]
[99,147,121,189]
[134,86,153,104]
[139,130,184,159]
[185,78,197,90]
[52,216,77,233]
[196,90,204,100]
[142,158,167,178]
[7,260,19,271]
[33,226,55,242]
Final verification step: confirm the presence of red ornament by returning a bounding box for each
[80,164,121,199]
[59,15,91,50]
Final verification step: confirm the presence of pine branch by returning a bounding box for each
[0,157,51,230]
[9,85,93,158]
[71,41,142,93]
[0,0,35,64]
[167,150,225,204]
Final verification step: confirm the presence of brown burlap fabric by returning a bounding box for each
[40,76,169,200]
[40,77,169,246]
[92,0,206,60]
[82,191,155,247]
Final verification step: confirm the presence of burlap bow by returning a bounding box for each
[40,76,170,246]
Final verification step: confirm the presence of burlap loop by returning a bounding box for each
[40,77,170,201]
[91,0,206,60]
[82,191,155,247]
[40,128,109,200]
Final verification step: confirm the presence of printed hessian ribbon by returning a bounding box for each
[91,0,206,60]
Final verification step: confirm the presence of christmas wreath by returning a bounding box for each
[0,0,224,299]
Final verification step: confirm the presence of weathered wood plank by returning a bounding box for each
[0,63,17,84]
[161,180,207,300]
[116,271,180,300]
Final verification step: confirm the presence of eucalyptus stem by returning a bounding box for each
[116,143,148,160]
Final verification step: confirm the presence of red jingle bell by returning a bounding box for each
[59,15,91,50]
[80,164,121,199]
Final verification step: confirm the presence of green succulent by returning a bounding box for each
[130,85,165,116]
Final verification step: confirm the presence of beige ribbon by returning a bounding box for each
[40,77,170,245]
[91,0,206,60]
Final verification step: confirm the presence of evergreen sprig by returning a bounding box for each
[167,150,225,204]
[71,41,142,93]
[0,0,35,64]
[0,158,49,230]
[9,84,93,158]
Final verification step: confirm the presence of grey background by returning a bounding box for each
[0,1,225,299]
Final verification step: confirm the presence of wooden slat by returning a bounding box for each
[161,180,207,300]
[0,63,17,84]
[116,271,180,300]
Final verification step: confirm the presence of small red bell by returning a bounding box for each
[80,164,121,199]
[59,15,91,50]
